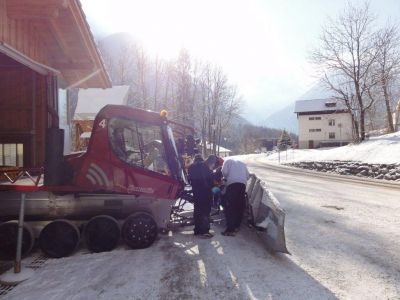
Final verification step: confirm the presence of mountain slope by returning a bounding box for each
[264,81,336,134]
[264,102,297,134]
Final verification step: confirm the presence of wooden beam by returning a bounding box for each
[47,12,95,71]
[0,42,60,75]
[0,0,6,41]
[48,18,71,58]
[6,0,68,6]
[68,1,111,88]
[6,0,69,20]
[7,7,59,20]
[52,60,94,70]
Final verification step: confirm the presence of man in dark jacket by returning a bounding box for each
[188,154,217,238]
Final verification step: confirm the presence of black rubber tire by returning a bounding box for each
[122,212,158,249]
[84,215,120,253]
[39,219,80,258]
[0,221,34,261]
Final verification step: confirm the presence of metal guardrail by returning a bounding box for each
[246,173,289,254]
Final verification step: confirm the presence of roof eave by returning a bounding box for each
[70,0,111,88]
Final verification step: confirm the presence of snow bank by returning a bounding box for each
[264,131,400,164]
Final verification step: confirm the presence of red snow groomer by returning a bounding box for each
[0,105,194,259]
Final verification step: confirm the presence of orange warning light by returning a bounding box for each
[160,110,168,117]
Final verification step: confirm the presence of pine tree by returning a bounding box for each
[278,129,292,150]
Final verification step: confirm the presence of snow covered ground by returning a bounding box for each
[263,131,400,164]
[2,136,400,299]
[2,225,339,300]
[3,157,400,299]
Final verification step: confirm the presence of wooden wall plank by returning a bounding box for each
[0,0,5,41]
[0,53,49,167]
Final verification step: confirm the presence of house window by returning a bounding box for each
[329,119,335,126]
[0,143,24,167]
[309,116,321,120]
[329,132,336,139]
[315,117,321,120]
[309,117,315,120]
[309,129,322,132]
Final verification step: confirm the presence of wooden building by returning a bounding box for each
[0,0,111,168]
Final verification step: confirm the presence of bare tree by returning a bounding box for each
[133,45,149,109]
[98,45,115,83]
[159,61,174,111]
[173,49,193,126]
[194,63,241,155]
[98,42,135,85]
[152,55,164,111]
[98,37,243,148]
[116,44,135,85]
[311,3,380,141]
[375,23,400,132]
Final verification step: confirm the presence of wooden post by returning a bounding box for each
[14,192,26,273]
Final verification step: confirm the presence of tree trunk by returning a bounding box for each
[359,109,366,141]
[355,82,365,141]
[153,56,159,111]
[201,123,207,157]
[212,127,217,155]
[351,113,360,142]
[382,79,395,133]
[217,123,222,156]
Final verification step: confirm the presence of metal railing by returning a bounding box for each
[246,173,289,254]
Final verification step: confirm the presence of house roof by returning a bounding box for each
[294,98,348,113]
[74,85,130,119]
[202,142,232,153]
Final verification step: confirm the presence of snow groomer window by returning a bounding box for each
[108,118,170,175]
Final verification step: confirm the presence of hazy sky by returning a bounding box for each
[81,0,400,124]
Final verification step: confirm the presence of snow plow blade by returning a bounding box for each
[246,174,289,254]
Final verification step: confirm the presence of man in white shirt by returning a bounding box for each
[221,158,249,236]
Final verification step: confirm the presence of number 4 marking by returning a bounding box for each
[99,119,107,128]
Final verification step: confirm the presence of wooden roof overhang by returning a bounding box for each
[0,0,111,88]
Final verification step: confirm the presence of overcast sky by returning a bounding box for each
[81,0,400,124]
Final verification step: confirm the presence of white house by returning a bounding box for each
[73,85,130,150]
[294,99,353,149]
[74,85,130,121]
[201,142,232,157]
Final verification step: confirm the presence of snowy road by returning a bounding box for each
[244,156,400,299]
[3,156,400,300]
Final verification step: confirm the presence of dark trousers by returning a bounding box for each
[224,183,246,232]
[193,190,212,235]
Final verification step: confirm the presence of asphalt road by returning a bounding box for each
[243,156,400,299]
